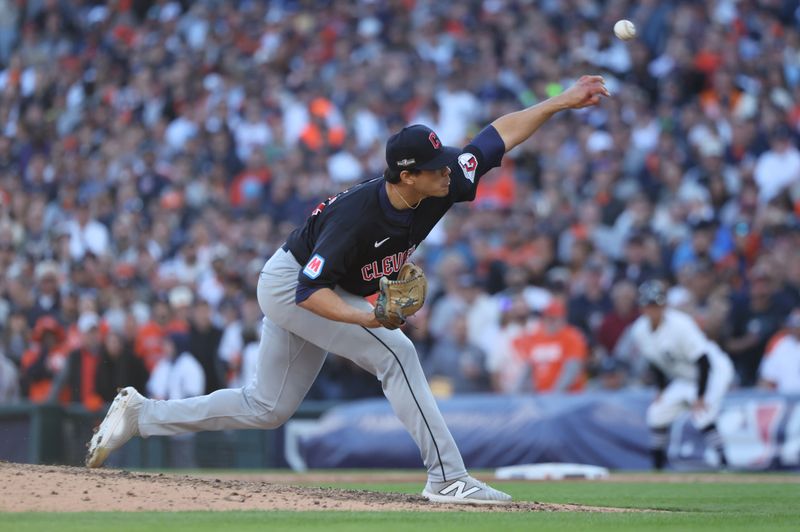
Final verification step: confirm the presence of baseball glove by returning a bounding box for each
[374,262,427,329]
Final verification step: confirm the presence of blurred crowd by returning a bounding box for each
[1,0,800,409]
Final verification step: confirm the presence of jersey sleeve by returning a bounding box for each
[676,313,708,362]
[295,216,359,303]
[449,125,505,203]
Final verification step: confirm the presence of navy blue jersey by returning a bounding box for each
[284,125,505,301]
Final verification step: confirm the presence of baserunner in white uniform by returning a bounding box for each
[85,76,609,504]
[630,280,734,470]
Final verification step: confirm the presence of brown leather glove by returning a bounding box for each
[374,262,427,330]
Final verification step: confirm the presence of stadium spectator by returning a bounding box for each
[0,0,798,400]
[235,324,261,393]
[512,298,588,393]
[19,316,67,403]
[406,306,435,366]
[0,351,18,403]
[28,261,62,327]
[671,258,731,342]
[424,312,491,396]
[758,310,800,394]
[146,332,204,468]
[670,215,732,276]
[165,286,193,334]
[567,259,612,346]
[725,265,793,386]
[1,308,29,366]
[753,126,800,204]
[306,356,383,401]
[95,330,149,404]
[0,0,19,65]
[486,294,536,394]
[60,312,105,411]
[595,279,639,358]
[716,219,761,292]
[134,299,169,373]
[615,232,664,286]
[148,333,205,403]
[188,300,224,395]
[65,199,110,261]
[591,357,630,392]
[782,248,800,308]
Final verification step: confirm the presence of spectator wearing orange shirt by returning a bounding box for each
[759,310,800,394]
[134,299,170,373]
[298,97,346,152]
[61,313,105,411]
[512,299,588,393]
[20,316,68,402]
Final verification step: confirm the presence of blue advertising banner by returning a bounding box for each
[299,390,800,471]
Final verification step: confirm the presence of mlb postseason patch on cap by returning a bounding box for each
[458,153,478,182]
[303,254,325,279]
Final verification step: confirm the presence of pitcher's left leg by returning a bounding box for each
[353,326,467,482]
[268,289,467,482]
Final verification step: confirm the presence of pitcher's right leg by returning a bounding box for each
[138,317,327,436]
[87,316,327,467]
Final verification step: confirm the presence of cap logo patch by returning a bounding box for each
[458,153,478,182]
[396,158,416,167]
[303,254,325,279]
[428,131,441,149]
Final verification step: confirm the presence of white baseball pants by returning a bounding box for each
[646,356,734,430]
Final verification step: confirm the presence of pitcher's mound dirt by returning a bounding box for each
[0,462,637,513]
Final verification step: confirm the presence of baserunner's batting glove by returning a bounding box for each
[374,262,427,330]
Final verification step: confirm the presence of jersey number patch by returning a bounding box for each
[303,254,325,279]
[458,153,478,182]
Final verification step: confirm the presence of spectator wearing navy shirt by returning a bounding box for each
[725,266,794,386]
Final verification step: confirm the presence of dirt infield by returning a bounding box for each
[200,470,800,485]
[0,462,643,513]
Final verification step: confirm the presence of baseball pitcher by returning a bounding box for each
[86,76,609,504]
[631,280,734,470]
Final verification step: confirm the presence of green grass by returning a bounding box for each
[2,476,799,532]
[323,479,799,512]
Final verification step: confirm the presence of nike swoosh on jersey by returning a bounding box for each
[374,237,390,248]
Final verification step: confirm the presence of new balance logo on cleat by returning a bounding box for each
[438,480,481,498]
[422,475,512,505]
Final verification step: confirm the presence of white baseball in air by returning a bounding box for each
[613,19,636,40]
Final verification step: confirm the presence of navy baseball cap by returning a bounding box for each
[638,280,667,307]
[385,124,460,171]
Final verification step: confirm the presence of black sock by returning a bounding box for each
[650,427,669,470]
[651,448,667,470]
[702,423,727,466]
